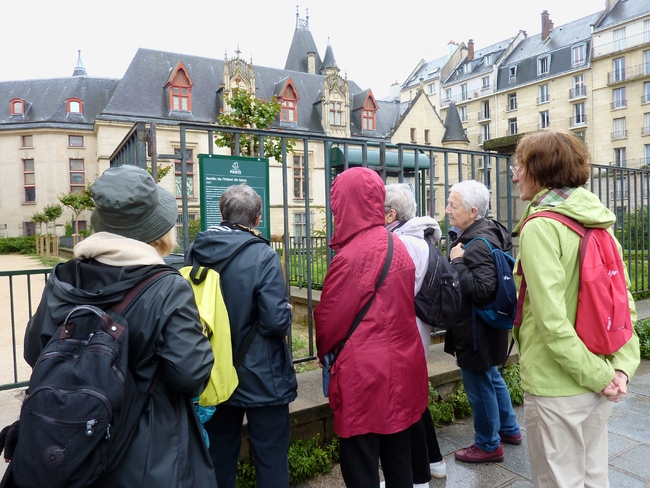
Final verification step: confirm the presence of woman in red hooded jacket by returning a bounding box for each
[315,167,428,488]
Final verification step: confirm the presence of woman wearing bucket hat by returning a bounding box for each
[13,165,217,487]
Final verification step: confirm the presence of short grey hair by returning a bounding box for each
[219,184,262,228]
[385,183,417,221]
[449,180,489,219]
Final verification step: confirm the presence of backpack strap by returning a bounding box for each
[111,270,175,316]
[188,237,266,285]
[513,211,586,328]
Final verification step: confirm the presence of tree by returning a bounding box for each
[147,164,173,182]
[43,203,63,234]
[59,185,95,235]
[31,212,48,235]
[215,88,294,160]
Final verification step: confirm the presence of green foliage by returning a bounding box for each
[31,212,48,234]
[502,363,524,405]
[236,434,339,487]
[0,237,36,254]
[635,318,650,360]
[43,203,63,229]
[287,434,333,484]
[147,164,173,182]
[177,218,203,245]
[617,206,649,252]
[64,221,73,237]
[59,185,95,235]
[215,88,295,160]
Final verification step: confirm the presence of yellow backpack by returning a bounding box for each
[180,265,238,406]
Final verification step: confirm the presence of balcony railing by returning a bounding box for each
[642,126,650,135]
[611,130,628,140]
[607,63,650,84]
[537,121,550,130]
[569,86,587,99]
[506,102,518,112]
[570,115,587,128]
[643,94,650,104]
[478,134,490,145]
[592,31,650,58]
[611,99,627,109]
[507,127,518,136]
[478,110,491,122]
[537,95,549,104]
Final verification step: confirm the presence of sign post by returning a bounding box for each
[198,154,270,239]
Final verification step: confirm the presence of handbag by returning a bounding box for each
[322,231,394,397]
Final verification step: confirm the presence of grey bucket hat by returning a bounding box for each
[91,165,178,243]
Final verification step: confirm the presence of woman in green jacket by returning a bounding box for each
[511,130,640,487]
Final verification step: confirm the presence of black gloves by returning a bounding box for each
[0,420,19,462]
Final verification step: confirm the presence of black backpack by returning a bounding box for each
[414,229,462,329]
[11,270,171,488]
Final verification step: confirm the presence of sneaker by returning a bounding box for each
[499,432,523,445]
[414,484,429,488]
[379,482,386,488]
[430,459,447,478]
[454,444,504,463]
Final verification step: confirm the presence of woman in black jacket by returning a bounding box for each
[444,180,521,465]
[2,165,216,488]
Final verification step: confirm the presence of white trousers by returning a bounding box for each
[524,391,613,488]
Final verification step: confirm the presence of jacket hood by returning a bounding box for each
[392,216,442,242]
[456,217,513,253]
[329,167,386,251]
[186,225,266,270]
[513,187,616,235]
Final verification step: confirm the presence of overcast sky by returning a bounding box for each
[2,0,607,99]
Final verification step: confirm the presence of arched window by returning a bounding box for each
[279,81,299,122]
[66,98,83,114]
[11,98,24,115]
[167,62,193,112]
[362,95,378,131]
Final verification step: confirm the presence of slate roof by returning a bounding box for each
[594,0,650,30]
[0,76,119,130]
[442,102,469,143]
[497,11,602,91]
[444,38,515,85]
[284,24,323,73]
[101,48,388,140]
[402,55,449,90]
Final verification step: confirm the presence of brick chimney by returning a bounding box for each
[467,39,475,61]
[541,10,551,41]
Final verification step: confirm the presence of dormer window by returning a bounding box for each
[279,80,299,123]
[166,61,193,112]
[11,98,24,115]
[484,54,492,65]
[508,66,517,83]
[572,43,586,66]
[537,55,551,75]
[463,63,472,74]
[361,95,378,131]
[67,98,83,114]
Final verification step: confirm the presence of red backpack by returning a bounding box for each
[514,211,633,355]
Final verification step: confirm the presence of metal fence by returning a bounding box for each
[2,123,649,390]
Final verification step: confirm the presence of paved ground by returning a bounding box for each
[2,254,650,486]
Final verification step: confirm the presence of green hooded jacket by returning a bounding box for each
[513,187,640,397]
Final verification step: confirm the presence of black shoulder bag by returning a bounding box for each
[322,231,394,397]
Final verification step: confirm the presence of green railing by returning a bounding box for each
[0,268,51,391]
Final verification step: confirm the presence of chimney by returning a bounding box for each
[467,39,475,61]
[307,52,315,74]
[447,40,457,58]
[606,0,617,11]
[541,10,551,41]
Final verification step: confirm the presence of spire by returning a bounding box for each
[72,50,87,77]
[442,102,470,144]
[320,38,338,72]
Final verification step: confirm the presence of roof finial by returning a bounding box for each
[235,44,241,58]
[72,49,87,77]
[296,5,299,29]
[306,7,309,29]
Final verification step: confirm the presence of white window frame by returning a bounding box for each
[538,84,549,104]
[613,27,626,52]
[572,43,586,65]
[537,55,551,75]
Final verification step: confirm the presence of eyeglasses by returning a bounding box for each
[510,165,521,178]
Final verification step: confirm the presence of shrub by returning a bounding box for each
[236,433,339,487]
[0,236,36,254]
[635,318,650,360]
[502,362,524,405]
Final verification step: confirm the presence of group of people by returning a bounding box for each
[316,129,640,488]
[0,128,642,488]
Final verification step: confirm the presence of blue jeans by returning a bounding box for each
[461,366,520,452]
